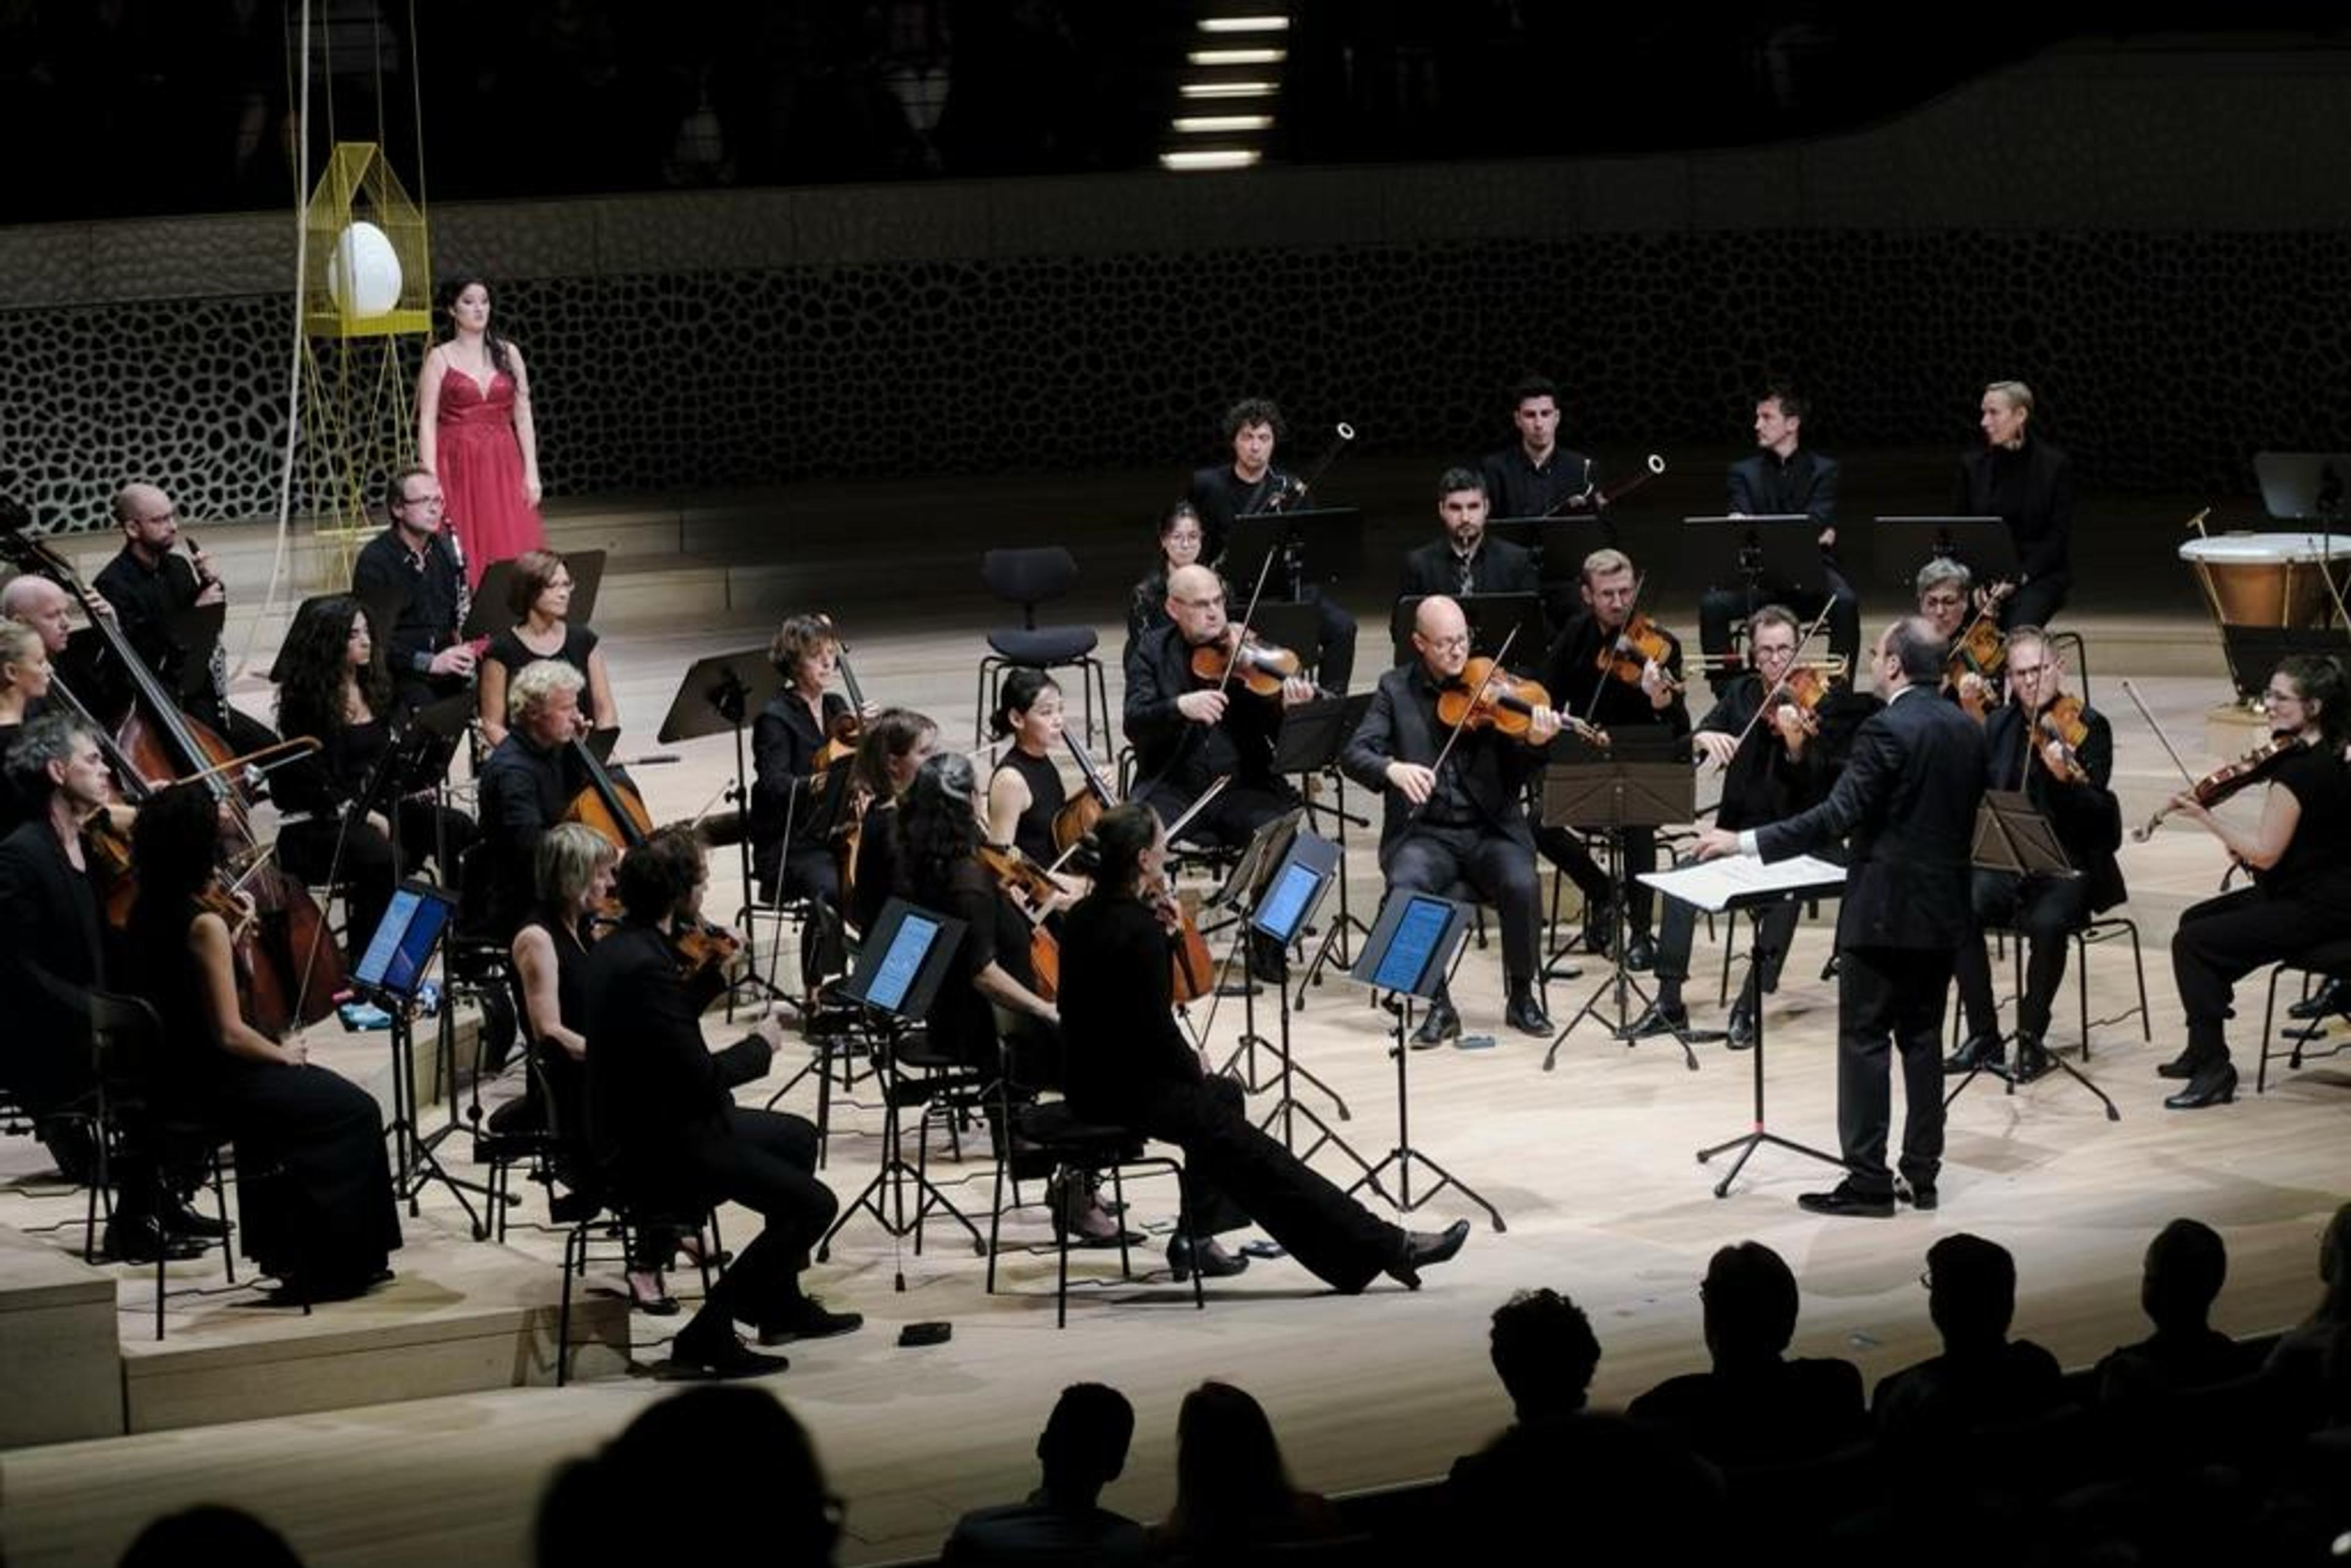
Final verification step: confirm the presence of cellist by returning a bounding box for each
[750,614,873,909]
[985,669,1071,867]
[476,658,591,944]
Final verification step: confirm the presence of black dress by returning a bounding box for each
[512,904,594,1163]
[1058,891,1402,1292]
[485,622,599,691]
[272,712,477,959]
[992,747,1065,866]
[129,895,400,1296]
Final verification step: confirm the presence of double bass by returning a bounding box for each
[0,527,347,1035]
[562,734,743,999]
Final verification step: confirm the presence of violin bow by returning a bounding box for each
[1409,625,1521,826]
[2117,680,2201,790]
[1218,541,1283,699]
[1715,600,1837,765]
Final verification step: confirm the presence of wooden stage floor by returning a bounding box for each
[2,491,2347,1567]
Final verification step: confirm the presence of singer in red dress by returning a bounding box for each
[416,275,545,587]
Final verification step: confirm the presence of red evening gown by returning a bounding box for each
[434,365,544,587]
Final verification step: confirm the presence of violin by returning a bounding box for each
[1595,610,1682,692]
[2132,734,2305,842]
[977,841,1065,1001]
[810,626,871,902]
[1190,631,1301,699]
[1762,661,1843,739]
[2031,693,2091,784]
[1437,658,1608,748]
[1943,587,2012,720]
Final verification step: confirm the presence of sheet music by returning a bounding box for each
[1639,853,1847,914]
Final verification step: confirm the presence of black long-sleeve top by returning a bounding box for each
[351,528,465,679]
[1727,448,1839,527]
[1979,697,2124,913]
[92,546,205,695]
[750,689,849,857]
[1122,621,1287,798]
[1058,891,1196,1125]
[1542,612,1693,737]
[1692,674,1837,834]
[1954,436,2074,583]
[1481,444,1595,519]
[476,732,579,939]
[1186,463,1301,568]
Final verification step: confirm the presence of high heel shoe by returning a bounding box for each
[2164,1060,2238,1110]
[1167,1234,1248,1282]
[2156,1048,2203,1080]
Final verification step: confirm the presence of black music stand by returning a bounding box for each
[815,898,985,1288]
[1681,514,1818,682]
[1281,692,1375,1000]
[659,647,794,1008]
[1540,747,1698,1071]
[464,548,609,642]
[1944,792,2120,1120]
[1487,517,1619,623]
[159,601,226,708]
[1224,506,1365,602]
[1875,516,2014,597]
[1210,810,1345,1122]
[2254,451,2351,520]
[1344,889,1504,1231]
[1650,856,1854,1197]
[1245,832,1374,1176]
[349,880,486,1236]
[1388,593,1549,672]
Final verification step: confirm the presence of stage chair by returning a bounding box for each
[985,1098,1204,1328]
[2255,937,2351,1093]
[972,547,1111,751]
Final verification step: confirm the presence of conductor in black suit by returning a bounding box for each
[1696,617,1987,1216]
[1397,468,1540,603]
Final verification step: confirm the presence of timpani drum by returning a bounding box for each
[2178,533,2351,626]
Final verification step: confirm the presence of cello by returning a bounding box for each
[562,735,744,1000]
[0,527,347,1035]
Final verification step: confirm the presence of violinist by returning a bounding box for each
[351,468,473,716]
[1341,595,1559,1043]
[846,707,939,938]
[1398,469,1539,603]
[2163,656,2351,1111]
[271,596,477,966]
[986,669,1073,868]
[1955,381,2074,630]
[476,549,617,749]
[475,659,591,943]
[750,613,868,909]
[1539,548,1691,970]
[1123,563,1310,857]
[1183,398,1359,696]
[0,620,58,835]
[1946,629,2125,1083]
[1917,558,2000,716]
[126,781,401,1300]
[1625,606,1855,1049]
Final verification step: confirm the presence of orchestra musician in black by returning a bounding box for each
[1395,468,1539,603]
[92,483,264,745]
[1479,375,1602,520]
[474,658,591,944]
[351,467,476,716]
[1696,386,1858,695]
[1955,380,2074,631]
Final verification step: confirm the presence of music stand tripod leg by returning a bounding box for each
[1344,999,1507,1232]
[1693,917,1846,1198]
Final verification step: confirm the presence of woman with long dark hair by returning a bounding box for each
[272,595,474,963]
[127,782,400,1302]
[1157,1381,1339,1555]
[1060,801,1472,1288]
[846,707,937,937]
[2164,654,2351,1109]
[416,274,544,584]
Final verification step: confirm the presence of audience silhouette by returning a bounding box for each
[2096,1217,2259,1403]
[1153,1380,1341,1559]
[941,1382,1150,1565]
[1872,1232,2066,1450]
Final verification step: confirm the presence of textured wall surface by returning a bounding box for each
[6,42,2350,531]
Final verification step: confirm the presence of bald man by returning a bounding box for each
[94,483,234,730]
[1341,595,1560,1042]
[2,572,122,722]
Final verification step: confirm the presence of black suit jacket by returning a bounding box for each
[1727,448,1839,526]
[1396,536,1539,601]
[1122,621,1284,797]
[1755,684,1987,950]
[0,818,109,1108]
[1341,662,1547,861]
[1982,699,2125,912]
[1693,674,1837,833]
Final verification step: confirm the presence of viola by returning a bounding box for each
[1052,733,1117,858]
[1437,658,1607,748]
[1595,610,1682,692]
[1190,632,1300,699]
[2032,693,2092,784]
[977,841,1065,1001]
[2132,733,2305,842]
[1149,873,1217,1005]
[1943,587,2012,721]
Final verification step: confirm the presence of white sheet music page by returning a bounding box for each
[1638,854,1847,914]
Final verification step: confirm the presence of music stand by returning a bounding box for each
[1944,792,2120,1119]
[1875,516,2015,597]
[1488,517,1619,623]
[159,601,226,708]
[659,647,794,1007]
[464,548,609,642]
[348,880,485,1236]
[1210,809,1345,1121]
[2254,451,2351,520]
[815,898,985,1287]
[1224,506,1365,601]
[1681,516,1822,685]
[1244,833,1374,1175]
[1540,745,1699,1070]
[1646,855,1853,1197]
[1343,890,1504,1231]
[1280,692,1376,998]
[1388,593,1549,671]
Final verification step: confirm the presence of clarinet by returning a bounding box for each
[445,524,473,652]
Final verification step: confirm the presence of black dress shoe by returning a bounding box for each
[1797,1184,1896,1218]
[1726,1007,1757,1051]
[1168,1234,1248,1282]
[2164,1060,2238,1110]
[2006,1035,2054,1084]
[1622,936,1656,972]
[1897,1182,1938,1212]
[2285,977,2349,1021]
[1943,1031,2004,1075]
[671,1324,791,1379]
[1504,990,1552,1036]
[1387,1218,1472,1289]
[755,1296,864,1345]
[162,1199,231,1239]
[1412,999,1461,1049]
[2156,1049,2203,1080]
[1619,1000,1689,1041]
[103,1214,209,1264]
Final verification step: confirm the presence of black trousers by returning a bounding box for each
[278,801,478,965]
[679,1108,836,1326]
[212,1060,402,1292]
[1697,571,1861,694]
[2000,571,2072,632]
[1137,1076,1400,1294]
[1533,825,1657,935]
[1302,587,1358,698]
[1134,778,1295,853]
[1654,893,1799,1012]
[1835,944,1952,1195]
[2170,887,2351,1066]
[1954,869,2090,1042]
[1385,824,1542,988]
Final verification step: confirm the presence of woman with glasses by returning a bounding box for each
[2163,655,2351,1109]
[1128,500,1222,644]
